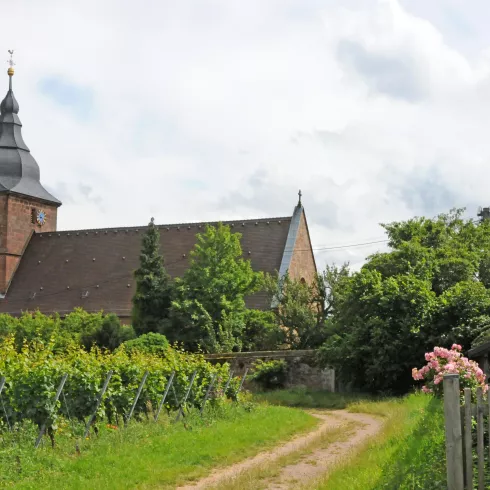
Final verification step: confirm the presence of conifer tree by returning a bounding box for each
[132,218,173,335]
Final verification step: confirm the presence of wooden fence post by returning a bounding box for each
[463,388,473,489]
[443,374,464,490]
[476,387,485,490]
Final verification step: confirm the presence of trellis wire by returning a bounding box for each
[35,373,68,449]
[154,371,175,422]
[126,371,149,425]
[175,370,197,422]
[83,370,113,439]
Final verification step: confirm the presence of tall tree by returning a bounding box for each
[132,218,173,335]
[264,264,351,350]
[320,209,490,394]
[168,223,263,353]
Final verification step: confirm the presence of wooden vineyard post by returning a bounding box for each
[175,370,197,422]
[0,376,10,430]
[463,388,473,489]
[83,370,113,439]
[443,374,464,490]
[200,374,217,416]
[234,368,249,401]
[126,371,149,425]
[223,371,234,398]
[35,373,68,449]
[154,371,175,422]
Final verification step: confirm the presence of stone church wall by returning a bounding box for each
[289,211,316,284]
[205,350,335,392]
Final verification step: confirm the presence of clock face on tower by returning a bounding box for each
[31,209,47,227]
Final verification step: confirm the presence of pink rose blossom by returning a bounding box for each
[414,344,486,399]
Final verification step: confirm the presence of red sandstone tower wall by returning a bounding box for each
[0,194,57,293]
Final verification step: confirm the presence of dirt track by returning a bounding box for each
[177,410,383,490]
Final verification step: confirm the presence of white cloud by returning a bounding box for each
[1,0,490,269]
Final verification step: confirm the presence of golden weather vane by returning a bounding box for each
[7,50,15,76]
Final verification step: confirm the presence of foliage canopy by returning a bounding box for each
[320,209,490,394]
[168,223,264,353]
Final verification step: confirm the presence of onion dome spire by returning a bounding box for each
[0,51,60,205]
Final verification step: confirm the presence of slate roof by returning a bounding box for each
[0,73,60,205]
[0,216,292,317]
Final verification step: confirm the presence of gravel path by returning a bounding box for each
[177,410,383,490]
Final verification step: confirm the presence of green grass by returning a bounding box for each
[253,387,369,409]
[309,393,446,490]
[0,402,319,489]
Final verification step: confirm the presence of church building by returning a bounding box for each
[0,67,316,322]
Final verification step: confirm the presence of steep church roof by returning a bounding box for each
[0,215,296,316]
[0,67,60,205]
[0,62,316,319]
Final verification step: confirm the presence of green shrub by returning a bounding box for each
[121,332,170,356]
[249,359,288,390]
[0,309,136,353]
[81,314,135,351]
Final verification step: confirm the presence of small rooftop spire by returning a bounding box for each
[298,189,302,206]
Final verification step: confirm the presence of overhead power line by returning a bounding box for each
[311,239,388,252]
[1,236,392,308]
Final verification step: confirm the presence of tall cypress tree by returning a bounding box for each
[132,218,173,335]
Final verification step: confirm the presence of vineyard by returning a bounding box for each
[0,334,241,448]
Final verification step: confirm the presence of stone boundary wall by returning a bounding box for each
[204,350,335,392]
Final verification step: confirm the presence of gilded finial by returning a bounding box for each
[7,50,14,76]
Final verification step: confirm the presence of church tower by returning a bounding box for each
[0,54,61,294]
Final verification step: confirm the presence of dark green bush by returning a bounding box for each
[81,314,135,351]
[249,359,288,390]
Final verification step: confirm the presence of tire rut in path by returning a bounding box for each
[177,410,383,490]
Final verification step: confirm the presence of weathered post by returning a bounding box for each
[200,374,217,416]
[234,368,249,401]
[463,388,473,489]
[476,387,484,490]
[0,376,10,430]
[223,371,234,397]
[83,370,113,439]
[126,370,149,425]
[175,370,197,422]
[154,371,175,422]
[443,374,464,490]
[35,373,68,449]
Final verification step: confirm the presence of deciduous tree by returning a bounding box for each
[168,223,263,352]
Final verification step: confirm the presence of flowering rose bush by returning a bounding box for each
[412,344,488,398]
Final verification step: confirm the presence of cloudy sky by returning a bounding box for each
[2,0,490,270]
